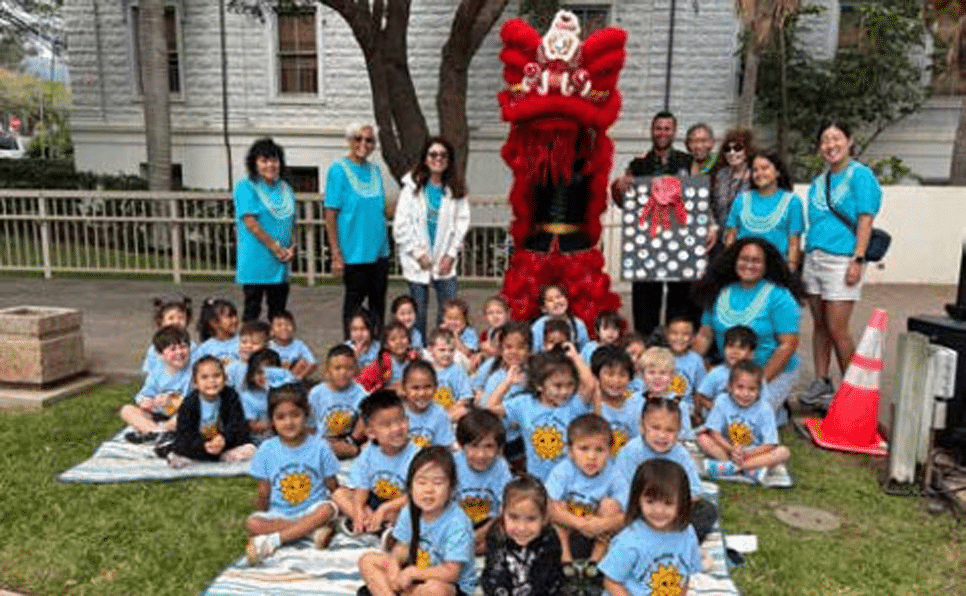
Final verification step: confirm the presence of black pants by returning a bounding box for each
[242,283,290,322]
[631,280,701,337]
[342,257,390,339]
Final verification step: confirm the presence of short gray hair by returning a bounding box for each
[345,122,377,140]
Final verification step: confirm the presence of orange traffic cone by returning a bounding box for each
[804,308,889,456]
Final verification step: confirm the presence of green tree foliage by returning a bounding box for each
[756,0,930,181]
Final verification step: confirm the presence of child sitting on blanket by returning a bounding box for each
[167,355,255,468]
[308,344,368,459]
[694,325,769,422]
[269,310,318,380]
[600,459,703,596]
[344,390,421,536]
[239,348,296,444]
[122,325,192,441]
[697,359,791,484]
[225,320,271,393]
[141,294,193,374]
[359,446,477,596]
[246,383,353,565]
[590,345,643,457]
[195,297,241,369]
[401,360,455,449]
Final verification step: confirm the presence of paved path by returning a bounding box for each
[0,276,955,424]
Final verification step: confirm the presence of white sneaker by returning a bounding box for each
[246,533,280,566]
[799,378,834,407]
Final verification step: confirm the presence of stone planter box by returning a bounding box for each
[0,306,85,386]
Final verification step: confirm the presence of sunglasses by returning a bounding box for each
[353,135,375,144]
[725,143,745,154]
[427,151,449,160]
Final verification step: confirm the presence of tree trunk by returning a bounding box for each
[737,42,758,128]
[777,23,788,162]
[951,95,966,184]
[138,0,172,191]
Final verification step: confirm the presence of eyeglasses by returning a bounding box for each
[353,135,376,144]
[725,143,744,154]
[427,151,449,160]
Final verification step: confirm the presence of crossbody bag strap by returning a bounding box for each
[825,171,857,235]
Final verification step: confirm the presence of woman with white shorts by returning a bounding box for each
[799,121,882,408]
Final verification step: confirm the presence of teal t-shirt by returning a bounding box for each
[425,182,444,249]
[233,178,295,284]
[323,158,390,264]
[726,189,805,258]
[805,160,882,256]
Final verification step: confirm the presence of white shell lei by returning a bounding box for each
[808,160,856,212]
[714,282,775,328]
[337,158,384,199]
[253,180,295,220]
[739,190,793,234]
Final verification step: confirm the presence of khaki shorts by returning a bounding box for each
[802,249,862,302]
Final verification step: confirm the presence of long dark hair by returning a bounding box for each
[410,136,466,198]
[691,237,805,310]
[245,137,287,182]
[406,446,457,566]
[197,297,237,342]
[748,150,793,192]
[625,459,691,530]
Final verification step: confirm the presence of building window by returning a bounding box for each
[130,3,183,95]
[837,0,865,50]
[288,167,319,193]
[277,8,318,94]
[563,4,610,38]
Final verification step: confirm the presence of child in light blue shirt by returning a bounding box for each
[590,345,644,456]
[141,295,193,374]
[401,360,455,448]
[426,328,474,417]
[122,325,193,438]
[195,297,240,368]
[308,344,368,459]
[579,310,624,364]
[268,310,317,380]
[695,325,759,420]
[454,409,513,553]
[665,316,706,410]
[530,283,591,351]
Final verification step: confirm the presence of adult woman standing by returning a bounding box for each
[324,123,392,338]
[798,122,882,409]
[393,136,470,338]
[724,150,805,270]
[693,237,804,423]
[234,138,296,322]
[709,129,755,244]
[686,122,718,176]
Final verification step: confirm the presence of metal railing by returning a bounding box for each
[0,190,526,284]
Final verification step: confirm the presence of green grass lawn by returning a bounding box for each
[1,385,964,595]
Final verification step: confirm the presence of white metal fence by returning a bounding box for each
[0,190,521,284]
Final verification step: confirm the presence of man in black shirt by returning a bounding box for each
[612,111,700,337]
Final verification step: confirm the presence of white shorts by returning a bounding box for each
[802,249,862,302]
[248,498,338,522]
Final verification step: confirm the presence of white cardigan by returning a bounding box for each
[392,173,471,284]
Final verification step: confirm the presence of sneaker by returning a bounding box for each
[705,459,740,478]
[799,378,834,407]
[313,523,336,549]
[746,467,769,485]
[246,533,280,566]
[153,432,176,458]
[124,430,159,444]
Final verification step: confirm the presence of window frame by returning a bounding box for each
[561,2,612,38]
[269,6,324,103]
[127,0,186,100]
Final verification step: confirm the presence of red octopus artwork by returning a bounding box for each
[497,10,627,331]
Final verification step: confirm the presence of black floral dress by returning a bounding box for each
[481,524,564,596]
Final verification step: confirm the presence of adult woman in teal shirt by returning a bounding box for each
[693,237,805,424]
[799,122,882,409]
[324,123,392,338]
[234,138,295,322]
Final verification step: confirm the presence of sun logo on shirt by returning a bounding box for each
[728,421,753,447]
[416,548,431,568]
[650,564,684,596]
[162,393,183,415]
[280,472,312,505]
[325,410,353,436]
[461,496,492,524]
[670,374,688,395]
[532,426,564,460]
[201,424,219,441]
[567,500,594,518]
[611,429,629,455]
[374,478,403,501]
[434,387,455,409]
[411,434,431,449]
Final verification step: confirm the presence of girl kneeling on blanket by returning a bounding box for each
[359,446,477,596]
[246,383,355,565]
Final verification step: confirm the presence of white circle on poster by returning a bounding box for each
[637,234,647,244]
[657,268,667,277]
[638,195,648,206]
[637,185,648,195]
[624,242,634,252]
[668,261,679,271]
[698,188,709,198]
[696,258,707,270]
[645,259,655,269]
[657,251,668,262]
[624,269,633,278]
[683,267,695,277]
[638,249,649,259]
[625,227,634,237]
[685,187,695,198]
[625,200,636,211]
[695,245,707,256]
[650,238,661,248]
[625,188,636,199]
[685,201,694,210]
[623,213,635,224]
[697,200,709,210]
[684,236,695,246]
[678,250,689,260]
[696,226,707,237]
[697,214,708,225]
[668,240,679,250]
[662,229,673,240]
[623,258,633,268]
[679,226,690,236]
[637,268,646,277]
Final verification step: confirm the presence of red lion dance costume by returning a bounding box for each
[498,11,627,330]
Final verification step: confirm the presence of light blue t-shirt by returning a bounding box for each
[308,381,368,437]
[393,502,477,594]
[697,363,772,406]
[453,450,513,526]
[234,177,295,284]
[195,336,240,369]
[545,458,629,516]
[599,520,701,596]
[199,397,220,437]
[805,160,883,256]
[672,351,706,406]
[705,394,779,449]
[530,314,590,351]
[135,364,192,413]
[478,365,527,443]
[472,357,498,392]
[249,434,341,517]
[410,328,424,350]
[407,402,455,448]
[629,376,645,394]
[346,340,381,369]
[459,327,480,351]
[426,182,444,248]
[226,360,247,395]
[268,339,317,368]
[614,436,703,500]
[600,391,645,456]
[239,366,297,422]
[503,393,591,481]
[435,362,473,409]
[701,280,801,373]
[580,340,602,364]
[323,158,390,264]
[725,189,805,258]
[348,441,420,500]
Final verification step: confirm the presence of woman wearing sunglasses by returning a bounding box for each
[393,136,470,338]
[324,123,392,339]
[709,129,756,247]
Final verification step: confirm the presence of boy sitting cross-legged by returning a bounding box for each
[121,325,192,441]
